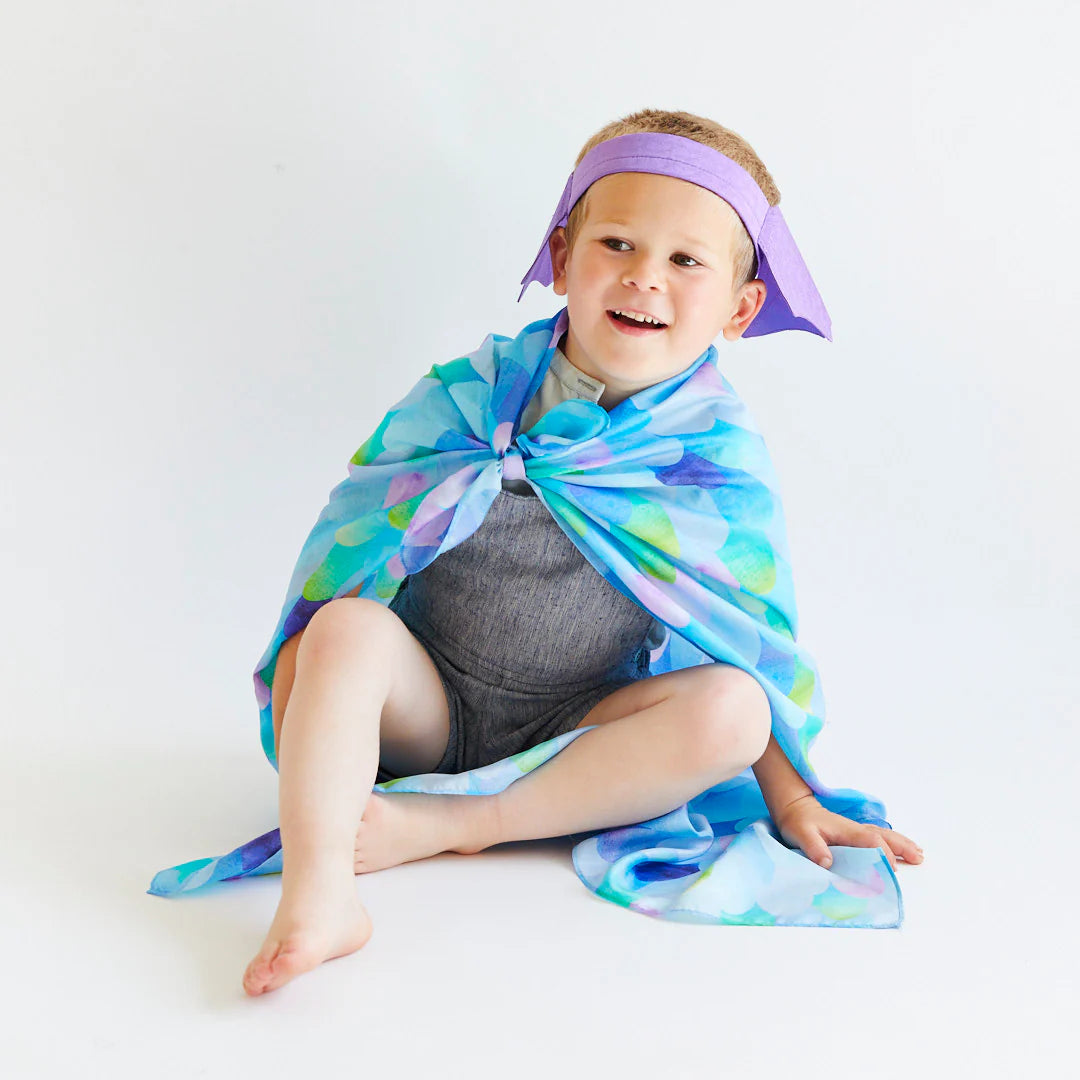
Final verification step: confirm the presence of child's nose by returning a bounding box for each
[621,253,666,290]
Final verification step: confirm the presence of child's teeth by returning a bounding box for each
[614,310,663,326]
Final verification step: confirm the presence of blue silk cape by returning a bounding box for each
[149,307,902,928]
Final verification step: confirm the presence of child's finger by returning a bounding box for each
[795,827,832,869]
[860,828,897,871]
[883,828,924,864]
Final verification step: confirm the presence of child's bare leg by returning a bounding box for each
[353,663,770,870]
[242,598,452,997]
[494,663,771,841]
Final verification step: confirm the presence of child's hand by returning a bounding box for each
[772,793,924,871]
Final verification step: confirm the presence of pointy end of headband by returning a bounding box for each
[518,172,574,303]
[518,246,552,303]
[744,206,833,341]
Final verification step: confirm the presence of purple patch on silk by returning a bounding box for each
[654,451,728,488]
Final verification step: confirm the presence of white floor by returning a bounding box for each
[5,590,1074,1078]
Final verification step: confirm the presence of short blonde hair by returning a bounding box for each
[564,108,780,290]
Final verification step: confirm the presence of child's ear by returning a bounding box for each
[549,227,569,296]
[723,279,768,341]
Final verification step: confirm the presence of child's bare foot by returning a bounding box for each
[354,791,501,873]
[242,867,373,997]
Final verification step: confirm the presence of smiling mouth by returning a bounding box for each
[606,310,668,331]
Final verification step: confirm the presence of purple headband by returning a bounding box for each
[518,131,832,341]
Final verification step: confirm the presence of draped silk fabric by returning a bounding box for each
[148,308,902,928]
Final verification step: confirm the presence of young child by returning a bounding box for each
[240,108,923,996]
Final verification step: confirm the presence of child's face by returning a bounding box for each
[549,172,766,408]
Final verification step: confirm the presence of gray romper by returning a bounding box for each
[375,483,660,782]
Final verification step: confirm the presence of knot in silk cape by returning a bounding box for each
[149,307,902,928]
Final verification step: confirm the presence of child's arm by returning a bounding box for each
[752,733,813,823]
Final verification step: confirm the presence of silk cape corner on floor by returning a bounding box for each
[148,306,903,928]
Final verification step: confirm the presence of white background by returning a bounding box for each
[3,1,1076,1076]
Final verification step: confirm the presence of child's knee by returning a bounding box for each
[301,597,397,659]
[681,664,771,772]
[272,600,391,740]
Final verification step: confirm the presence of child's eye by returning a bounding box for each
[601,239,699,267]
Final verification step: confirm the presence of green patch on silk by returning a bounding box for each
[335,514,386,547]
[813,884,867,922]
[733,592,767,616]
[719,529,776,593]
[510,741,558,775]
[763,603,795,640]
[548,495,590,538]
[719,903,777,927]
[626,498,679,557]
[259,653,278,685]
[374,560,404,599]
[742,595,793,640]
[798,713,824,761]
[174,857,214,886]
[788,656,816,710]
[430,355,482,387]
[350,409,399,466]
[387,492,426,531]
[609,498,679,582]
[622,535,677,583]
[595,877,633,909]
[303,544,359,601]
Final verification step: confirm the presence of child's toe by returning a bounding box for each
[242,942,282,996]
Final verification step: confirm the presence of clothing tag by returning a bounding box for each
[572,372,602,395]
